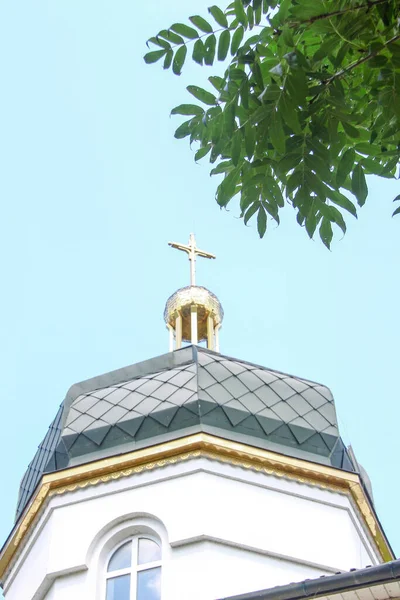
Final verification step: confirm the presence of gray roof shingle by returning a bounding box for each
[15,346,354,521]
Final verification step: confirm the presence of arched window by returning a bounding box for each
[105,536,161,600]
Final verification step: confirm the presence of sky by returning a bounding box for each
[0,0,399,589]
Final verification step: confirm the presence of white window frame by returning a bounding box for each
[105,534,162,600]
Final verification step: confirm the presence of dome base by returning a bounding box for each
[164,286,223,347]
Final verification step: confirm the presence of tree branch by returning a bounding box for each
[289,0,389,28]
[324,33,400,84]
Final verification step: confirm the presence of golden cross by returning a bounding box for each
[168,233,216,286]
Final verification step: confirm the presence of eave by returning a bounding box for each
[0,433,394,584]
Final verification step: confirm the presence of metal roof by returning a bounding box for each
[16,346,355,521]
[218,559,400,600]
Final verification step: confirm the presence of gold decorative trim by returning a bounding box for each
[0,434,393,581]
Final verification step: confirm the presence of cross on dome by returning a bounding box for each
[168,233,215,287]
[165,233,222,352]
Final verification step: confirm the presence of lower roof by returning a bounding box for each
[219,559,400,600]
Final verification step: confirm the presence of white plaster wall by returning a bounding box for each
[3,457,381,600]
[42,573,87,600]
[170,541,328,600]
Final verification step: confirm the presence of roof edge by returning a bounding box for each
[62,346,197,422]
[218,559,400,600]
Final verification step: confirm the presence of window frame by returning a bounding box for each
[104,534,162,600]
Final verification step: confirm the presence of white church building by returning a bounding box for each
[0,236,398,600]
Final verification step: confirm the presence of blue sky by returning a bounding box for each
[0,0,399,580]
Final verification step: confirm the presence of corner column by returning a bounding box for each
[215,324,221,352]
[175,312,183,349]
[191,305,198,345]
[167,324,174,352]
[207,314,214,350]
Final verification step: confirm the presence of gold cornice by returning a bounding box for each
[0,434,393,581]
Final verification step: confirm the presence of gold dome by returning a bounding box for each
[165,234,222,350]
[164,286,223,343]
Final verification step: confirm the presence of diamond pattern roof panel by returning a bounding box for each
[206,382,234,405]
[301,387,327,408]
[102,388,131,405]
[220,376,249,398]
[253,385,282,407]
[16,345,352,523]
[220,359,247,375]
[237,370,264,392]
[269,379,297,401]
[15,404,64,521]
[286,395,313,416]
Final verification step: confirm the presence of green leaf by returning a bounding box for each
[351,164,368,206]
[234,0,248,26]
[170,23,199,39]
[144,49,166,64]
[254,0,262,23]
[195,146,211,161]
[269,111,285,154]
[244,201,259,224]
[158,29,185,45]
[241,186,259,212]
[173,45,187,75]
[361,157,383,175]
[189,15,213,33]
[393,206,400,217]
[305,172,328,199]
[276,0,291,24]
[147,37,171,50]
[229,68,246,81]
[171,104,204,116]
[313,36,339,62]
[266,176,285,207]
[369,55,388,68]
[209,76,225,91]
[257,205,267,237]
[263,201,279,223]
[240,78,249,109]
[286,69,308,106]
[174,120,192,139]
[210,160,233,175]
[305,210,319,239]
[217,167,241,206]
[204,34,217,66]
[279,93,301,133]
[224,103,236,138]
[231,26,244,55]
[245,124,256,159]
[163,50,173,70]
[372,140,395,159]
[286,170,303,196]
[218,30,231,61]
[305,153,331,182]
[393,195,400,202]
[329,205,347,235]
[192,39,204,65]
[281,26,294,47]
[337,149,355,187]
[247,5,254,29]
[342,122,360,138]
[187,85,217,106]
[208,5,228,28]
[327,189,357,218]
[319,217,333,249]
[231,130,242,165]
